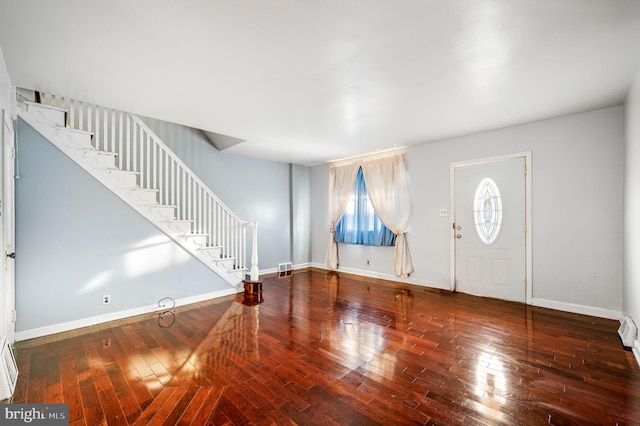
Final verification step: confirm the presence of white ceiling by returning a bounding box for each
[1,1,640,165]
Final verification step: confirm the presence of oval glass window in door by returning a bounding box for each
[473,178,503,244]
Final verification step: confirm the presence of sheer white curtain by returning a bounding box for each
[361,154,414,277]
[324,163,359,269]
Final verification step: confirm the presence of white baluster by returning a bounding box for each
[250,222,259,281]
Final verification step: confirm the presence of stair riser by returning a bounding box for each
[200,247,222,260]
[149,206,176,220]
[130,189,158,204]
[58,129,93,150]
[217,259,235,269]
[167,221,192,234]
[26,102,66,126]
[107,170,138,187]
[83,151,116,168]
[229,270,247,282]
[185,235,208,248]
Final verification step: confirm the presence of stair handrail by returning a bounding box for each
[37,91,258,281]
[128,114,260,281]
[127,113,248,225]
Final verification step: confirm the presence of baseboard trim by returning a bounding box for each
[634,340,640,367]
[309,262,450,290]
[294,262,312,270]
[310,263,621,320]
[530,297,620,320]
[15,288,238,342]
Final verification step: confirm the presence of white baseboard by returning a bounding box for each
[259,263,311,276]
[310,263,621,320]
[530,297,621,320]
[259,266,278,275]
[15,287,239,342]
[634,340,640,367]
[309,262,450,290]
[294,262,312,270]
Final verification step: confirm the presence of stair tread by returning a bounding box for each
[149,203,177,208]
[107,168,139,175]
[57,125,93,136]
[24,100,66,112]
[131,187,159,193]
[84,149,117,156]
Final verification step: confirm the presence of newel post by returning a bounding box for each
[250,222,259,281]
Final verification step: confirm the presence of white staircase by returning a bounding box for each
[18,92,259,290]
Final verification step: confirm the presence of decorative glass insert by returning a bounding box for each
[473,178,503,244]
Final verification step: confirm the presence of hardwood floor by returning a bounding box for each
[5,270,640,425]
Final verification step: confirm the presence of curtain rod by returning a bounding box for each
[329,146,407,167]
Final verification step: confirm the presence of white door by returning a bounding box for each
[454,157,526,303]
[1,110,15,343]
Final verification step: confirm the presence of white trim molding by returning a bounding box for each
[311,262,622,321]
[310,262,450,290]
[15,288,238,342]
[531,297,621,320]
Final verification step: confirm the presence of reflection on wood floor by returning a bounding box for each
[7,270,640,425]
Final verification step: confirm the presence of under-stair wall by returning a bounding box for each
[14,95,293,339]
[15,118,235,335]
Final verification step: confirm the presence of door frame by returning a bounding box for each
[1,110,15,343]
[449,151,532,304]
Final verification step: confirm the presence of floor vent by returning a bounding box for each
[618,316,637,350]
[277,262,293,278]
[0,338,18,400]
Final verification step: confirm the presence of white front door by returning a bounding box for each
[454,157,526,303]
[1,110,15,343]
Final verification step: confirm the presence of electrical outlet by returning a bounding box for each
[366,260,370,266]
[439,208,448,217]
[102,338,111,348]
[103,294,111,305]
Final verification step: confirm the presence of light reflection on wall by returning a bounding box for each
[124,235,191,278]
[78,270,114,294]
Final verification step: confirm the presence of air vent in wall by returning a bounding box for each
[277,262,293,278]
[618,316,637,350]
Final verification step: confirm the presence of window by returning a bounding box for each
[473,178,503,244]
[334,167,396,246]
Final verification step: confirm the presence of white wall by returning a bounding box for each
[623,65,640,355]
[0,43,11,115]
[311,107,624,318]
[291,164,311,267]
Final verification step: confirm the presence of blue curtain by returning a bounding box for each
[334,167,396,246]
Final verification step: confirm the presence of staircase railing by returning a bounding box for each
[38,92,258,280]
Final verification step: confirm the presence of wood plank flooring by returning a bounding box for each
[5,270,640,425]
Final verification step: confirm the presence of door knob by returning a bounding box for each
[456,234,462,239]
[6,252,15,259]
[456,225,462,230]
